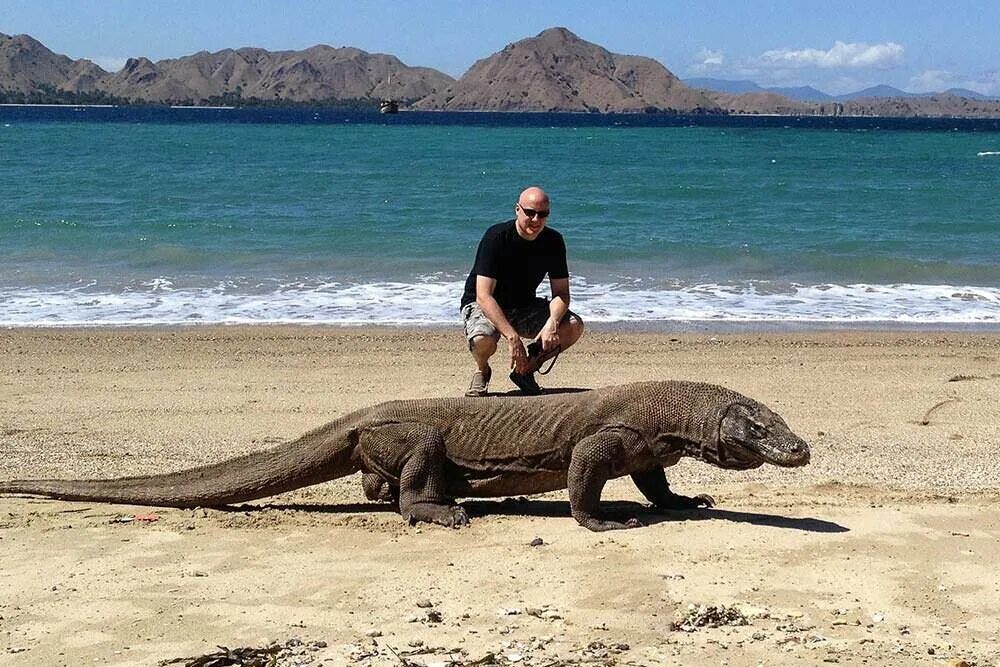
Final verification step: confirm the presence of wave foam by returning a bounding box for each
[2,279,998,328]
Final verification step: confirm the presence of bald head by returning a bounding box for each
[514,187,551,240]
[519,187,549,207]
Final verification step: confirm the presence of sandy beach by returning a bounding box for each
[1,326,998,666]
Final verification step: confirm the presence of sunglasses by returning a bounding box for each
[517,204,550,219]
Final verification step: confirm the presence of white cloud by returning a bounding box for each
[760,41,904,69]
[91,56,128,73]
[696,49,725,67]
[909,69,952,92]
[687,48,726,75]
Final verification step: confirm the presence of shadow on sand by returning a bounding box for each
[229,497,848,534]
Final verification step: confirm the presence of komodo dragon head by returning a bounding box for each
[702,401,811,470]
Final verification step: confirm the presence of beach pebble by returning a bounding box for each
[416,599,434,608]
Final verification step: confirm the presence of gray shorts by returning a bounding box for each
[461,298,581,348]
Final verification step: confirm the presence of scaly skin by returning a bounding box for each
[0,381,810,531]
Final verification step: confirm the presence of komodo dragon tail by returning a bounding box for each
[0,414,363,508]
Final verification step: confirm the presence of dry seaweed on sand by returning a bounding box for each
[159,638,327,667]
[670,603,750,632]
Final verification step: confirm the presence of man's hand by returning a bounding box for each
[507,334,532,374]
[539,321,561,353]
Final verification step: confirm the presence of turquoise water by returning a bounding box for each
[1,111,999,326]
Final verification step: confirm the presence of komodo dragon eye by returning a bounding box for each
[748,421,768,439]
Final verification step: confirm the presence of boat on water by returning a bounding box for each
[379,71,400,114]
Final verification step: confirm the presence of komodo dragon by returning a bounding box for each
[0,381,810,531]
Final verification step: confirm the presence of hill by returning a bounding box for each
[0,32,453,106]
[412,27,719,113]
[3,30,999,116]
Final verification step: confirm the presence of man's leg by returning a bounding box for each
[470,334,497,373]
[508,302,585,393]
[462,303,500,397]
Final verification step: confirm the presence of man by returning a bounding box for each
[460,186,584,396]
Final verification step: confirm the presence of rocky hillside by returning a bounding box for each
[414,27,719,113]
[3,30,1000,116]
[817,95,1000,118]
[0,33,107,93]
[706,88,1000,118]
[0,32,453,105]
[100,46,453,104]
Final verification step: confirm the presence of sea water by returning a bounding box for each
[1,107,998,328]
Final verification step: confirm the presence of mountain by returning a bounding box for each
[769,85,834,102]
[687,77,1000,103]
[413,27,719,113]
[684,78,764,95]
[940,88,996,101]
[99,45,453,104]
[840,85,915,100]
[0,33,107,92]
[3,31,1000,115]
[0,32,453,105]
[708,91,813,115]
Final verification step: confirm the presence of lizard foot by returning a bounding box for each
[362,473,399,504]
[404,502,469,529]
[653,493,715,511]
[574,513,645,531]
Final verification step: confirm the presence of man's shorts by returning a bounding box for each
[461,298,582,349]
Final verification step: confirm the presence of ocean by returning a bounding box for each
[1,106,998,329]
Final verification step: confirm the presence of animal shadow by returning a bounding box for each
[218,499,847,534]
[462,498,849,533]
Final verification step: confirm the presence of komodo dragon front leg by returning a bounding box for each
[358,423,468,528]
[568,427,652,531]
[630,468,715,511]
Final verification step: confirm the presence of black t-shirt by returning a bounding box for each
[460,220,569,309]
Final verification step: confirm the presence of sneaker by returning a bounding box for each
[465,367,492,397]
[509,370,542,396]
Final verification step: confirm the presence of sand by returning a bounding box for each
[1,326,998,666]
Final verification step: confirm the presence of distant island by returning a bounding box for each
[3,28,999,118]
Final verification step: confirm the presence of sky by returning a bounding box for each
[4,0,1000,96]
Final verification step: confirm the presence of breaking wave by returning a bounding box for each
[1,278,998,328]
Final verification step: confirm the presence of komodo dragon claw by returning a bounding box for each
[406,503,469,529]
[654,493,716,510]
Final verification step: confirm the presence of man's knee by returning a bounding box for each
[469,333,498,356]
[560,313,584,349]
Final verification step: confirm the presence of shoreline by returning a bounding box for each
[4,104,1000,121]
[5,319,1000,334]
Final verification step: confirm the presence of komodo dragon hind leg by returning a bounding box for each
[568,430,645,531]
[359,424,468,529]
[362,473,399,505]
[630,468,715,511]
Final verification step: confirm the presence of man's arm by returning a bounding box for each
[539,277,570,352]
[476,275,532,374]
